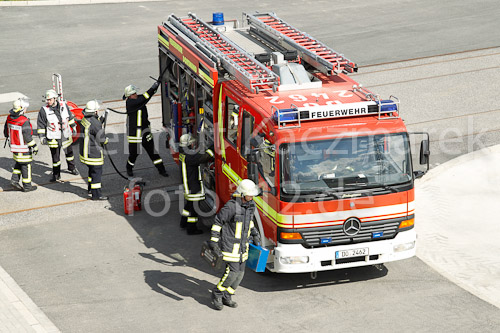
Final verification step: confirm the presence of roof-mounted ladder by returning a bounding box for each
[245,12,358,75]
[168,13,279,93]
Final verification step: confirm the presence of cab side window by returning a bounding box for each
[225,97,239,147]
[240,110,254,158]
[258,139,276,186]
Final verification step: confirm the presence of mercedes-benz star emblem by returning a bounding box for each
[343,217,361,236]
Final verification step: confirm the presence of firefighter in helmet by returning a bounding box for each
[209,179,261,310]
[37,89,79,182]
[123,83,168,177]
[4,98,39,192]
[178,133,214,235]
[78,100,109,201]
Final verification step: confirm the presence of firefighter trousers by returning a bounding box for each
[127,134,164,172]
[50,144,76,176]
[11,161,33,189]
[180,200,200,230]
[213,261,246,298]
[86,165,103,199]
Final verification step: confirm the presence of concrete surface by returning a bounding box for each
[416,144,500,309]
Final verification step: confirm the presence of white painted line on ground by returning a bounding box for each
[0,92,28,104]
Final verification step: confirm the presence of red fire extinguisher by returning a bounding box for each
[123,182,144,216]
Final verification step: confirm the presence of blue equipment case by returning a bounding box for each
[246,243,270,272]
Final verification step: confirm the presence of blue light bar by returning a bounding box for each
[380,100,397,112]
[272,108,298,122]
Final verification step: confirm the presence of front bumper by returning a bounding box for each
[270,229,416,273]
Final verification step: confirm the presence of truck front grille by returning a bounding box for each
[300,219,401,248]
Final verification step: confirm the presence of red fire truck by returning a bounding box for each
[157,12,430,273]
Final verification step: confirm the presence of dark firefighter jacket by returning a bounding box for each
[210,196,259,262]
[179,146,214,201]
[126,86,156,143]
[79,114,107,166]
[4,110,37,163]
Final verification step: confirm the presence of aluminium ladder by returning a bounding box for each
[168,13,279,93]
[245,12,358,75]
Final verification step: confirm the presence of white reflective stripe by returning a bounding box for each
[180,155,189,193]
[22,164,32,183]
[137,110,142,127]
[127,136,142,143]
[143,92,150,99]
[153,159,162,165]
[37,129,46,134]
[181,209,190,217]
[27,140,36,147]
[66,156,74,161]
[53,161,61,167]
[136,128,142,138]
[13,169,21,175]
[187,217,198,223]
[184,194,205,201]
[206,149,214,157]
[91,183,101,189]
[226,287,235,295]
[211,225,222,232]
[210,237,219,242]
[234,222,243,239]
[88,177,92,182]
[127,160,135,166]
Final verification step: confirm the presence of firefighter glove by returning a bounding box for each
[151,81,160,91]
[252,235,261,247]
[209,241,221,254]
[41,137,47,145]
[32,145,39,155]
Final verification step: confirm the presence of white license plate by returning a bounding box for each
[336,247,368,259]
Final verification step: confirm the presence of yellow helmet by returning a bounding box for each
[12,98,29,113]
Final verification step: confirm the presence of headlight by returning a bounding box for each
[279,256,309,264]
[393,241,415,252]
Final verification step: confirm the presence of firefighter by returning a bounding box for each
[37,89,79,182]
[79,100,109,201]
[4,98,39,192]
[209,179,261,310]
[178,133,214,235]
[123,82,168,177]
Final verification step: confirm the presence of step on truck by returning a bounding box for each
[157,11,430,273]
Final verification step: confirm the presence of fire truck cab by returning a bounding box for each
[157,12,430,273]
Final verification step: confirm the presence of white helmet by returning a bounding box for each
[179,133,196,148]
[84,100,100,114]
[123,85,138,99]
[12,98,29,113]
[45,89,58,100]
[236,179,259,197]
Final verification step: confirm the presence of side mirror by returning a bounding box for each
[419,139,430,165]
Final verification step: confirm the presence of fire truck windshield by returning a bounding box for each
[280,133,412,197]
